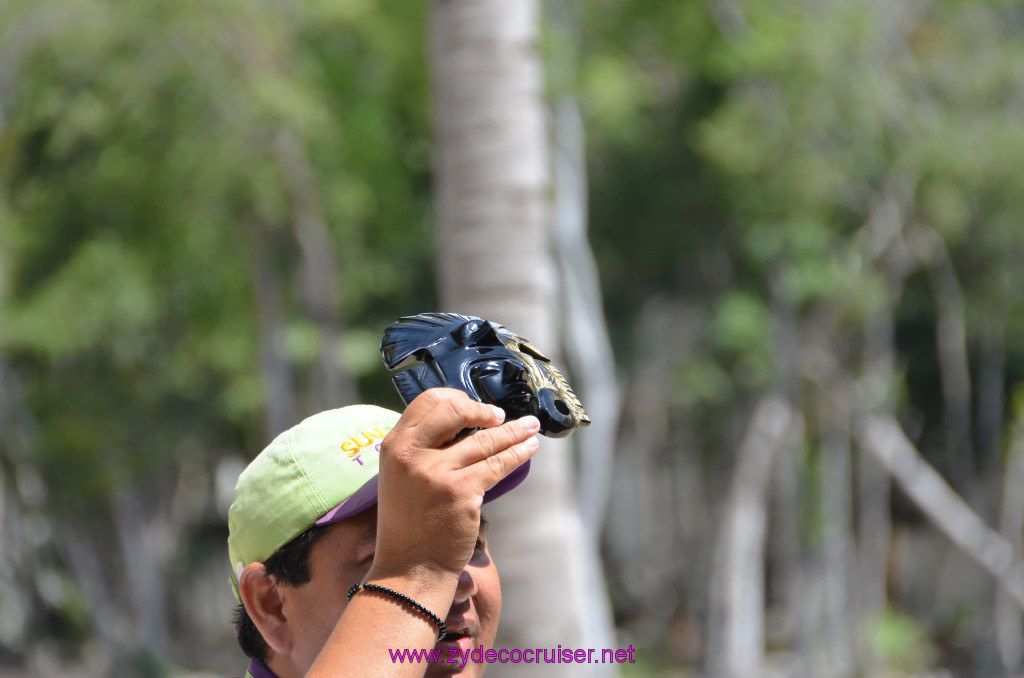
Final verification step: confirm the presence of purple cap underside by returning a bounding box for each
[314,460,531,527]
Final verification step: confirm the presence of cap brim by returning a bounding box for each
[315,475,381,526]
[314,459,531,527]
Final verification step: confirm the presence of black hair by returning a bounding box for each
[233,524,327,663]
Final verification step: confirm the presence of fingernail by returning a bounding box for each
[521,415,540,432]
[490,405,506,422]
[524,436,540,450]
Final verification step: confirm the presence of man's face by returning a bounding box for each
[277,505,501,677]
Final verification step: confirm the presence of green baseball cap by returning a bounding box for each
[227,405,399,599]
[226,403,531,599]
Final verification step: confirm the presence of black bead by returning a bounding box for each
[347,582,446,642]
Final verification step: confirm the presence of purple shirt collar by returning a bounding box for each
[245,661,278,678]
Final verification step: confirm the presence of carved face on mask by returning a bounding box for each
[381,313,590,438]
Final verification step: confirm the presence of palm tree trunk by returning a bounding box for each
[430,1,614,672]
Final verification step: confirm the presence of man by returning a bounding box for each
[227,388,540,677]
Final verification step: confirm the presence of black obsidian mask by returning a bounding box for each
[381,313,591,438]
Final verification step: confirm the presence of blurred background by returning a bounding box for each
[2,0,1024,676]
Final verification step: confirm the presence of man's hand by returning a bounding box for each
[306,388,538,677]
[369,388,540,583]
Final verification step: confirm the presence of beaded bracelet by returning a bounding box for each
[347,582,447,643]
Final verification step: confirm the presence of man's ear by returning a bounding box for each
[239,562,293,656]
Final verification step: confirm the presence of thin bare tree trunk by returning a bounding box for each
[707,396,797,678]
[856,171,921,675]
[250,226,296,439]
[274,128,356,412]
[769,426,811,677]
[111,486,168,655]
[552,88,619,553]
[977,318,1006,475]
[552,92,619,664]
[907,227,974,478]
[816,376,856,678]
[430,1,613,672]
[54,525,123,655]
[856,182,912,672]
[762,283,815,678]
[546,4,619,653]
[858,304,895,671]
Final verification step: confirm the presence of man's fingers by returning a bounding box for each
[403,391,506,447]
[473,435,540,492]
[451,415,540,467]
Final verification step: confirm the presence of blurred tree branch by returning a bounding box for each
[856,414,1024,610]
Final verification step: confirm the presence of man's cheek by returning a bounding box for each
[479,576,502,645]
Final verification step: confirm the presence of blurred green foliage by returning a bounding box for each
[866,608,936,674]
[582,0,1024,430]
[1,0,434,506]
